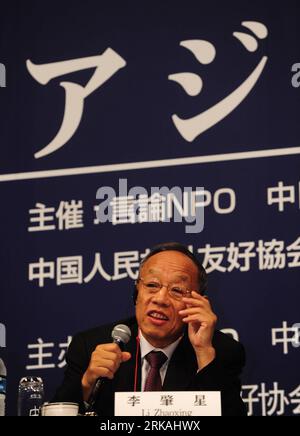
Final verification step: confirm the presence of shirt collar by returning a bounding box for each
[139,330,183,361]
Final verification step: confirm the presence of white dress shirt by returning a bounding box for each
[139,330,183,391]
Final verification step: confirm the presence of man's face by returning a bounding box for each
[135,250,199,348]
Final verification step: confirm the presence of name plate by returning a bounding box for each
[115,391,221,416]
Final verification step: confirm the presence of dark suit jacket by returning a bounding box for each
[53,317,247,416]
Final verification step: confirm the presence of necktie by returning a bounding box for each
[144,351,167,391]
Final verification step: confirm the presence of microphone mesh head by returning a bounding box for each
[111,324,131,344]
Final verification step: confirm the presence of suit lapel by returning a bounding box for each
[113,322,197,392]
[163,333,197,391]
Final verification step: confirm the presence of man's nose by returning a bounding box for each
[152,285,170,305]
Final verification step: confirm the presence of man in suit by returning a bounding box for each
[53,242,246,416]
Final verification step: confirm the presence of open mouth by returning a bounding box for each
[148,310,169,322]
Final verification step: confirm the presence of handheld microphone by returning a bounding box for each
[111,324,131,350]
[86,324,131,412]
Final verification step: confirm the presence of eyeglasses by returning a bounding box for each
[136,277,192,301]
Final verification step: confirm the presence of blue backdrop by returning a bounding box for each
[1,0,299,416]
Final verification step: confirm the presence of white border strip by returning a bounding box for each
[0,146,300,182]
